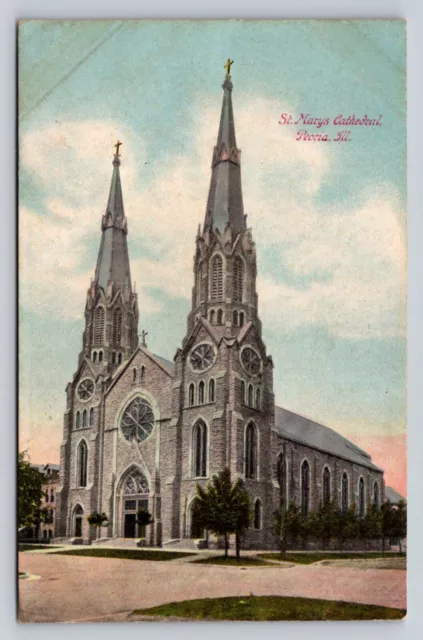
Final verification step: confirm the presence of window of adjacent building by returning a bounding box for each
[211,255,223,301]
[188,383,195,407]
[77,441,88,488]
[323,466,331,505]
[373,481,380,510]
[95,307,105,344]
[342,472,349,513]
[193,420,207,477]
[233,256,244,302]
[113,309,122,346]
[245,422,257,479]
[89,407,94,427]
[301,460,310,516]
[198,380,205,405]
[359,477,365,517]
[209,379,215,403]
[253,499,262,530]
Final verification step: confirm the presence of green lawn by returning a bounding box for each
[257,552,406,565]
[134,595,406,621]
[19,544,61,552]
[51,548,195,561]
[193,555,274,567]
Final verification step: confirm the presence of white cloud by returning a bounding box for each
[20,100,406,339]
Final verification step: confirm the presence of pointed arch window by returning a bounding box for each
[217,309,223,325]
[233,310,238,326]
[75,411,81,430]
[255,388,261,410]
[92,351,97,363]
[112,352,116,365]
[209,309,215,325]
[240,380,246,405]
[132,368,137,383]
[188,383,195,407]
[277,451,286,498]
[77,441,88,487]
[239,312,245,327]
[248,384,254,408]
[193,420,207,477]
[209,379,215,403]
[233,256,244,302]
[301,460,310,516]
[99,351,103,362]
[127,315,134,346]
[82,409,87,429]
[113,309,122,346]
[118,353,122,365]
[95,307,105,344]
[211,255,223,301]
[197,263,204,305]
[373,481,380,510]
[198,380,205,405]
[323,466,331,505]
[253,499,262,530]
[359,477,365,517]
[140,365,145,381]
[89,407,94,427]
[342,472,349,513]
[245,422,257,479]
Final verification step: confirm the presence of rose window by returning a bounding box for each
[120,397,154,443]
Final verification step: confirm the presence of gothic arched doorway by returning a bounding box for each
[73,504,83,538]
[121,469,150,539]
[190,498,204,539]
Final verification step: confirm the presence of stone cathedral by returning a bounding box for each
[56,70,384,548]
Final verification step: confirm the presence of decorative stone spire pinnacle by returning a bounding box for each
[203,63,245,237]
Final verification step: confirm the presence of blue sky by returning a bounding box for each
[18,20,406,491]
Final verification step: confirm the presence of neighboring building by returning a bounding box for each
[56,70,384,548]
[29,463,61,540]
[385,486,406,506]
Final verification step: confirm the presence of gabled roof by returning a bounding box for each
[385,486,406,504]
[273,406,382,472]
[106,346,175,395]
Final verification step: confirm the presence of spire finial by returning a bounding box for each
[114,140,122,156]
[224,58,234,76]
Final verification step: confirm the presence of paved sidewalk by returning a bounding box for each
[18,551,406,623]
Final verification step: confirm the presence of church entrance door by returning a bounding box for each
[124,514,136,538]
[190,499,204,539]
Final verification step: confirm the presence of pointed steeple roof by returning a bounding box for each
[94,145,132,294]
[203,67,245,237]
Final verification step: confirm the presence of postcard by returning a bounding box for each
[18,19,406,622]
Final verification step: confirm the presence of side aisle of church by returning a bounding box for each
[55,68,384,549]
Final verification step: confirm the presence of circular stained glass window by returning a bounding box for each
[77,378,95,402]
[120,397,154,443]
[240,346,262,376]
[189,343,216,371]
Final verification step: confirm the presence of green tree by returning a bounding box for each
[195,468,250,559]
[18,451,44,530]
[359,504,382,548]
[391,500,407,553]
[135,507,154,539]
[380,500,395,552]
[274,501,302,552]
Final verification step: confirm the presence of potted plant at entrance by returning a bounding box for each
[135,508,154,547]
[87,511,109,541]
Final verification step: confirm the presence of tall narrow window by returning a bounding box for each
[342,472,349,513]
[198,380,205,404]
[217,309,223,325]
[239,312,245,327]
[113,309,122,346]
[93,351,97,363]
[140,366,145,381]
[197,263,204,304]
[245,422,257,479]
[112,352,116,365]
[77,440,88,487]
[211,255,223,301]
[209,379,215,403]
[89,407,94,427]
[373,481,380,510]
[82,409,87,429]
[233,256,244,302]
[133,368,137,383]
[301,460,310,516]
[253,499,262,530]
[240,380,246,404]
[188,383,195,407]
[248,384,254,408]
[99,351,103,362]
[323,466,331,505]
[50,490,54,503]
[359,477,365,517]
[233,310,238,326]
[75,411,80,430]
[118,353,122,365]
[209,309,215,325]
[127,315,134,346]
[255,388,261,410]
[95,307,105,344]
[193,420,207,477]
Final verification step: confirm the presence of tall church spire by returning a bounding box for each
[203,64,245,237]
[94,143,132,294]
